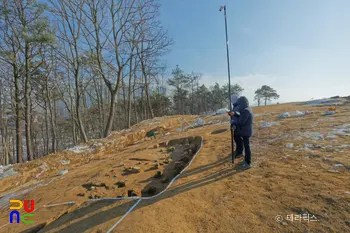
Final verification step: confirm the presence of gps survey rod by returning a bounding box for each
[219,5,235,163]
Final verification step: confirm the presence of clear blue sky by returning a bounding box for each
[159,0,350,103]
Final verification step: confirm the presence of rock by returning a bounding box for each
[167,146,175,152]
[88,195,101,199]
[153,162,159,169]
[77,193,85,197]
[161,177,169,183]
[281,222,288,226]
[175,161,185,172]
[285,143,294,149]
[132,167,141,173]
[159,149,163,152]
[190,144,197,152]
[159,141,168,147]
[164,159,169,164]
[120,162,125,166]
[124,166,141,173]
[116,181,126,188]
[60,160,70,165]
[146,186,157,195]
[328,169,340,173]
[58,170,68,176]
[184,139,190,146]
[153,144,159,149]
[154,171,162,178]
[180,156,190,163]
[127,190,138,197]
[159,162,164,166]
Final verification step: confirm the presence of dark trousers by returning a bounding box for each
[234,133,251,165]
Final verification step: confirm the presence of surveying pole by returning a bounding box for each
[219,5,235,163]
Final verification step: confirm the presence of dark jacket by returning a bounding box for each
[233,96,253,137]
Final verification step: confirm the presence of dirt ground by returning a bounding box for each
[0,102,349,233]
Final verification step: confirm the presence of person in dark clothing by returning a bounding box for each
[228,96,253,169]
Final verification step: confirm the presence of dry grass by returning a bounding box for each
[0,103,349,233]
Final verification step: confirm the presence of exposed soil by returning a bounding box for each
[0,104,349,233]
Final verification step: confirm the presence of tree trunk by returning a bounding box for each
[140,74,145,121]
[46,84,57,153]
[141,63,154,119]
[44,100,50,155]
[127,57,133,128]
[75,71,88,143]
[72,116,77,146]
[24,42,33,161]
[122,77,127,128]
[133,74,138,124]
[104,91,116,137]
[264,97,267,106]
[15,111,23,163]
[14,66,23,163]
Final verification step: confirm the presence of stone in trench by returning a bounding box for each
[161,177,169,183]
[116,181,126,188]
[146,186,157,195]
[175,161,185,172]
[184,139,190,146]
[153,162,159,169]
[159,141,168,147]
[127,190,138,197]
[167,146,175,152]
[154,171,162,178]
[180,156,190,163]
[124,166,141,173]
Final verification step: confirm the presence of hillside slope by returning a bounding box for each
[0,103,349,233]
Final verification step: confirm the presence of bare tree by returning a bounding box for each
[0,0,24,163]
[50,0,89,142]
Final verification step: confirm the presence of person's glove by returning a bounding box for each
[231,124,236,130]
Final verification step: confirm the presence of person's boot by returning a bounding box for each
[241,162,251,170]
